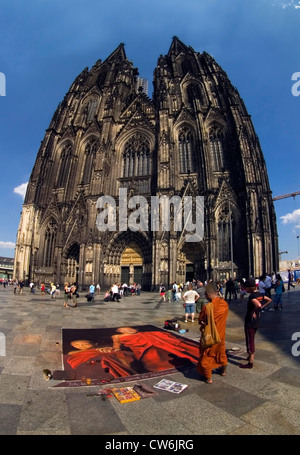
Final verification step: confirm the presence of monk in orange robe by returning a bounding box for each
[197,282,229,383]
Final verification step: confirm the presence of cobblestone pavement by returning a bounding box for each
[0,285,299,436]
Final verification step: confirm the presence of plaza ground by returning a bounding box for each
[0,285,299,436]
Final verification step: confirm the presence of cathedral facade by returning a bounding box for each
[14,37,278,289]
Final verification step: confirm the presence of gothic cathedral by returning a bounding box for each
[14,37,279,290]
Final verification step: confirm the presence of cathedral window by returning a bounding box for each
[82,140,97,183]
[57,144,72,188]
[217,208,231,262]
[86,99,98,122]
[178,127,195,173]
[209,128,225,171]
[122,133,151,177]
[187,84,203,109]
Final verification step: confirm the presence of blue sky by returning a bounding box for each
[0,0,300,264]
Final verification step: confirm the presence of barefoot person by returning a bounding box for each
[197,282,229,384]
[239,277,272,369]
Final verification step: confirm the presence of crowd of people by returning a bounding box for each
[0,271,297,385]
[103,282,142,302]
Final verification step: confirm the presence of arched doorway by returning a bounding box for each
[180,241,206,283]
[104,231,152,290]
[120,243,143,285]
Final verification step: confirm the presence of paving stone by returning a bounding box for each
[17,389,70,435]
[241,401,300,435]
[0,287,299,435]
[0,404,22,435]
[66,392,126,435]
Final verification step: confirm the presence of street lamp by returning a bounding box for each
[278,251,288,259]
[297,236,300,259]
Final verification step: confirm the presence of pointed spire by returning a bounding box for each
[105,43,127,64]
[168,36,192,57]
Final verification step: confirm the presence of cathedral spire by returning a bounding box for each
[168,36,193,57]
[105,42,127,64]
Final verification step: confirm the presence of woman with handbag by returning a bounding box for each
[197,282,229,384]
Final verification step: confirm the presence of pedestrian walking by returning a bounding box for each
[64,282,71,308]
[288,269,295,290]
[89,283,95,302]
[239,278,272,369]
[159,284,166,302]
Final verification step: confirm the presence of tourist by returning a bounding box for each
[269,274,284,311]
[288,269,295,290]
[111,282,120,301]
[172,282,179,302]
[18,280,24,295]
[50,282,56,299]
[264,273,272,298]
[239,279,247,302]
[89,282,95,302]
[96,283,101,295]
[239,277,272,369]
[197,282,229,384]
[70,282,78,307]
[122,283,128,296]
[136,283,141,296]
[159,284,166,302]
[195,281,207,313]
[182,284,200,323]
[40,282,45,296]
[64,282,71,308]
[13,280,18,294]
[258,275,266,295]
[225,277,235,302]
[29,281,35,293]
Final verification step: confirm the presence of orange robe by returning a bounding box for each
[66,330,199,377]
[197,296,229,379]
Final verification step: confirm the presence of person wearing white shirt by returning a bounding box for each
[264,274,272,298]
[183,284,200,323]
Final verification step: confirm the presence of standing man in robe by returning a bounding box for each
[197,282,229,384]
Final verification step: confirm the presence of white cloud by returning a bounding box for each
[0,241,15,249]
[275,0,300,8]
[14,182,28,199]
[280,208,300,225]
[281,0,300,8]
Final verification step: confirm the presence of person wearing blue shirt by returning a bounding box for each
[89,283,95,302]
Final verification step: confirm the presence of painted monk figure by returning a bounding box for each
[66,327,199,378]
[197,282,229,384]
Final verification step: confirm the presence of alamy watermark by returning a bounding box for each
[96,188,204,242]
[291,332,300,357]
[291,72,300,96]
[0,332,5,356]
[0,72,6,96]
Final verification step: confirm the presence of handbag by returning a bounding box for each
[200,302,221,349]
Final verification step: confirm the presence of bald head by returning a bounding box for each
[205,282,219,301]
